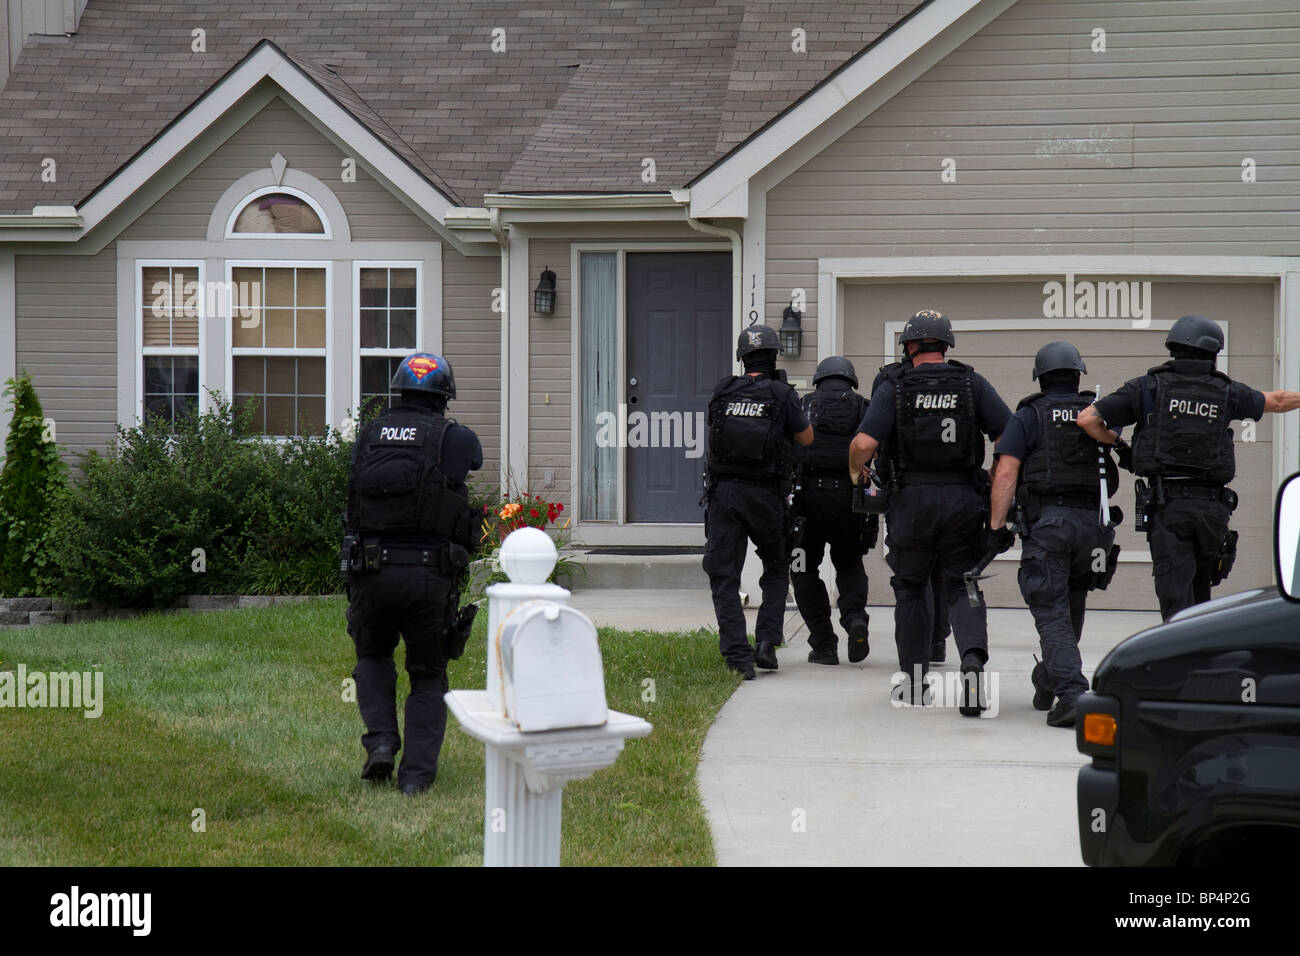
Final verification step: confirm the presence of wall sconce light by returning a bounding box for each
[533,267,557,315]
[780,302,802,355]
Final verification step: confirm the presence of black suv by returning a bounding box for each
[1075,474,1300,865]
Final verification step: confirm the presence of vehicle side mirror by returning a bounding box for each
[1277,472,1300,602]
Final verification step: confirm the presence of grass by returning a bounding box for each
[0,599,737,866]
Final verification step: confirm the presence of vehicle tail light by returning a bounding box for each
[1083,713,1116,747]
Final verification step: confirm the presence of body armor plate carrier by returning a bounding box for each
[1017,390,1103,498]
[891,361,982,480]
[1131,360,1235,485]
[707,374,794,481]
[801,387,866,472]
[347,407,475,547]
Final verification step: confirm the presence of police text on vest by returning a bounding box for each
[726,402,767,416]
[1168,399,1219,418]
[379,426,419,441]
[914,394,958,410]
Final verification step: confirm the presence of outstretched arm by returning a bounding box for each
[1263,390,1300,414]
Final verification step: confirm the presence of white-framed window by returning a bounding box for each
[225,185,331,239]
[137,259,203,426]
[226,260,331,437]
[354,261,421,420]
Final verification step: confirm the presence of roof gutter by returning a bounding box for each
[674,189,744,372]
[0,206,84,228]
[483,193,680,210]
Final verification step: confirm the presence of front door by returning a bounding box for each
[625,252,731,523]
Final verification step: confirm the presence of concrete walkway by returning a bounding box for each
[574,589,1161,867]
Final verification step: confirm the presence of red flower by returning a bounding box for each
[530,509,539,517]
[557,503,564,512]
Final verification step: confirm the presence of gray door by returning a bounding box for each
[625,252,731,523]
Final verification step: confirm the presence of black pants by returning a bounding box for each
[702,479,788,668]
[346,564,455,789]
[1017,505,1114,702]
[790,482,868,653]
[884,482,988,678]
[1149,497,1232,621]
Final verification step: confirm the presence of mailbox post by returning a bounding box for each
[445,527,652,867]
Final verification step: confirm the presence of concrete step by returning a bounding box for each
[571,550,708,590]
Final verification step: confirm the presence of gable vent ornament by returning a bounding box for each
[270,152,287,186]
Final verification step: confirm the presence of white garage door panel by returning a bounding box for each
[841,278,1277,612]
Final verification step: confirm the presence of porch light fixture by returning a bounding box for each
[533,267,557,315]
[780,302,802,355]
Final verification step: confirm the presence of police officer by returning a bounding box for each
[872,360,952,665]
[1079,315,1300,621]
[990,342,1119,728]
[703,325,814,679]
[791,356,871,665]
[344,352,482,795]
[849,310,1011,713]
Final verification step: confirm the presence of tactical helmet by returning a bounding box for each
[391,352,456,399]
[736,324,781,360]
[813,356,859,388]
[1165,314,1224,355]
[1032,341,1088,380]
[899,309,955,348]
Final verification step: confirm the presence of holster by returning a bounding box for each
[1210,530,1238,587]
[1092,543,1122,591]
[442,602,478,660]
[785,513,806,563]
[1133,479,1151,535]
[339,533,357,580]
[861,514,879,553]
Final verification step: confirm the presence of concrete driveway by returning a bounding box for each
[577,590,1160,867]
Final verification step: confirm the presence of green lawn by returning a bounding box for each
[0,599,736,866]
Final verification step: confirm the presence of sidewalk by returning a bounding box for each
[575,590,1161,867]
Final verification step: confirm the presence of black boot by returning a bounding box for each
[846,614,870,663]
[1031,656,1054,712]
[754,642,779,670]
[959,651,986,717]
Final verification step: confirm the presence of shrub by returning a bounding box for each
[0,374,69,596]
[44,396,351,607]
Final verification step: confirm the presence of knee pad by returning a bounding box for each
[892,584,928,603]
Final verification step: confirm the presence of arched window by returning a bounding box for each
[226,186,329,238]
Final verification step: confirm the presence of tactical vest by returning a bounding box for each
[347,407,475,547]
[891,360,982,479]
[1131,360,1235,484]
[1017,391,1104,498]
[707,374,794,481]
[801,386,866,472]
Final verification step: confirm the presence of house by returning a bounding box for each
[1,0,1296,610]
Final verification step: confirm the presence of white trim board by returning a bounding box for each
[23,43,466,253]
[0,252,14,441]
[817,255,1298,485]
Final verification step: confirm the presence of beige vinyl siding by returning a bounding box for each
[528,238,572,504]
[765,0,1300,325]
[120,97,433,242]
[443,246,501,483]
[14,244,117,464]
[842,278,1277,611]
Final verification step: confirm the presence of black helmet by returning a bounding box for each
[736,324,781,360]
[1032,341,1087,380]
[1165,314,1224,355]
[899,309,955,348]
[813,356,858,388]
[391,352,456,399]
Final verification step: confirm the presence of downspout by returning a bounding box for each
[490,207,510,492]
[679,200,744,373]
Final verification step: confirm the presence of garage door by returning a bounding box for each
[841,278,1278,611]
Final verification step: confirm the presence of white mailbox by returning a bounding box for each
[498,601,607,732]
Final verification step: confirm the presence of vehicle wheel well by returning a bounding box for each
[1177,824,1300,866]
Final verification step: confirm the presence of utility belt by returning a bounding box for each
[1133,478,1237,535]
[341,534,470,576]
[801,470,854,491]
[898,468,978,486]
[711,473,785,490]
[1022,490,1100,513]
